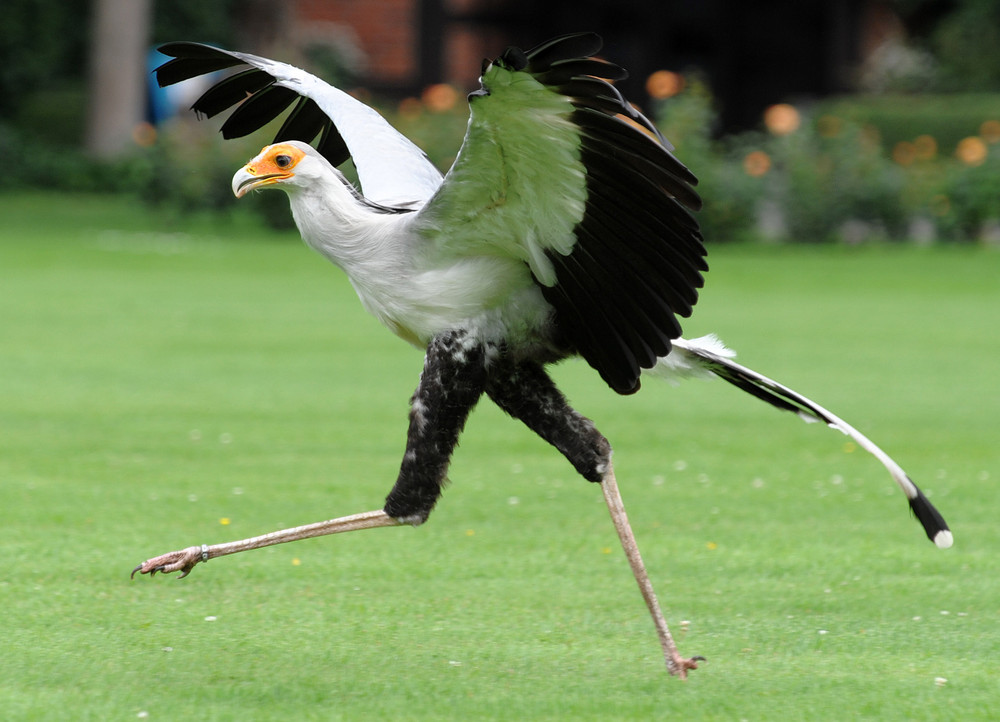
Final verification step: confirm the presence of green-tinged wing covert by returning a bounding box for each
[416,33,706,393]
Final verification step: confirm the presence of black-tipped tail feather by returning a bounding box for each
[908,488,953,549]
[666,337,952,549]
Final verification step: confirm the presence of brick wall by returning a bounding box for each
[296,0,418,84]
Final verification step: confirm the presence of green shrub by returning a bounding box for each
[932,147,1000,240]
[820,94,1000,150]
[652,83,1000,244]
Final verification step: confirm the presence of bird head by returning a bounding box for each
[232,141,322,198]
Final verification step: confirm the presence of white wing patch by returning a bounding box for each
[228,50,444,207]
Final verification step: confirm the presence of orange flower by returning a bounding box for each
[646,70,684,99]
[980,120,1000,144]
[132,122,157,147]
[764,103,800,136]
[743,150,771,177]
[956,136,988,166]
[422,84,458,113]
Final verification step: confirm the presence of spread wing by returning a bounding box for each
[154,43,443,207]
[415,33,706,393]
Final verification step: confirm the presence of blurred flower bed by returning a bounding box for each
[6,71,1000,245]
[642,71,1000,244]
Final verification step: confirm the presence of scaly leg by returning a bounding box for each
[133,330,488,579]
[601,465,704,678]
[485,359,701,677]
[132,510,400,578]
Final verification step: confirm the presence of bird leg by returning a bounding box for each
[484,360,701,677]
[382,330,489,521]
[133,330,489,579]
[600,465,703,678]
[132,337,699,675]
[132,510,401,578]
[484,360,611,482]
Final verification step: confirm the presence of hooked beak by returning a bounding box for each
[232,166,291,198]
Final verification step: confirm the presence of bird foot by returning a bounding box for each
[668,654,706,680]
[131,545,206,580]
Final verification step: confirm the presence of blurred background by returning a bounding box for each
[5,0,1000,243]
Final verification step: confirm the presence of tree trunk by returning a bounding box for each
[84,0,152,158]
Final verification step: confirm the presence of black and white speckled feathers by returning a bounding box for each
[383,332,488,522]
[383,330,612,522]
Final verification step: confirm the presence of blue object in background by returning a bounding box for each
[147,47,218,125]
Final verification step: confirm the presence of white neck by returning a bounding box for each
[285,174,412,276]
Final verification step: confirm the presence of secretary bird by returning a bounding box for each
[133,33,952,678]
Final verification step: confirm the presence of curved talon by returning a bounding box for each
[670,654,705,679]
[130,546,205,579]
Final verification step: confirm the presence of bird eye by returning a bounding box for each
[275,154,293,169]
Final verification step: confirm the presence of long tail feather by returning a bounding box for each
[648,335,953,549]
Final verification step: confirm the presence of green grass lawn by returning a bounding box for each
[1,192,997,720]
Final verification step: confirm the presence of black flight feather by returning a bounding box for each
[191,68,274,118]
[274,97,327,146]
[535,58,628,86]
[490,33,705,393]
[154,42,353,169]
[219,84,298,139]
[538,269,641,394]
[565,225,680,354]
[154,44,245,86]
[316,122,351,169]
[550,249,657,372]
[523,33,605,73]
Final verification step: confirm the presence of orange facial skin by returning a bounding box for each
[233,143,307,197]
